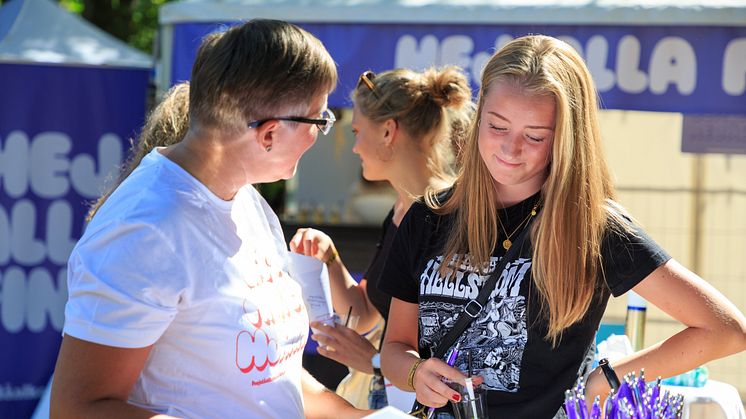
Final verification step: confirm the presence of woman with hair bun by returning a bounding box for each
[290,66,474,409]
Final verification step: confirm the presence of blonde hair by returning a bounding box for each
[351,66,472,182]
[86,82,191,222]
[430,35,627,346]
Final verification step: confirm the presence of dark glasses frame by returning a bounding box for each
[248,108,336,135]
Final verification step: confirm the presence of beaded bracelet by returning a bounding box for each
[407,359,426,390]
[324,249,338,266]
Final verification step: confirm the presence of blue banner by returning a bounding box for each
[171,22,746,114]
[0,63,148,419]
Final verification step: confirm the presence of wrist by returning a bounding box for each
[324,248,339,266]
[406,358,426,391]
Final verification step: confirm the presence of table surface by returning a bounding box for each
[663,379,745,419]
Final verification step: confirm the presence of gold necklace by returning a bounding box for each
[497,203,539,250]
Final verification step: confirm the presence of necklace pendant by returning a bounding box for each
[502,239,512,250]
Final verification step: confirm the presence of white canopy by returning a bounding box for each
[160,0,746,26]
[0,0,151,68]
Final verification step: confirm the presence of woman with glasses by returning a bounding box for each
[51,19,368,419]
[290,66,473,410]
[378,35,746,418]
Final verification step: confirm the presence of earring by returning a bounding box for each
[266,145,272,152]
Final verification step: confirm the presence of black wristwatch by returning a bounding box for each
[371,352,382,376]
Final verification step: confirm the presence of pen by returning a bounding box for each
[598,358,620,392]
[426,342,460,419]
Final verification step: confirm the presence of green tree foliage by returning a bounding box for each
[0,0,289,210]
[57,0,174,54]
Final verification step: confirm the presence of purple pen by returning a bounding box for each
[589,395,601,419]
[426,343,461,419]
[564,391,579,419]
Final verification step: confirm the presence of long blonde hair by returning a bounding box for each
[430,35,625,346]
[351,66,473,183]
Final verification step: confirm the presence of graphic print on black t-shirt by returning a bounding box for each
[419,252,532,393]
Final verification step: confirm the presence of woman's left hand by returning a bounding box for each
[310,322,378,373]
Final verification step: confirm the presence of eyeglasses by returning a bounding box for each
[248,108,336,135]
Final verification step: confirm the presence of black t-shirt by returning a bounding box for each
[378,193,670,418]
[364,209,398,322]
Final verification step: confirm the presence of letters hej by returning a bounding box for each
[0,130,122,334]
[395,33,746,98]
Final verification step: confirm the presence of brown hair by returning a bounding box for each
[189,19,337,133]
[429,35,630,346]
[351,66,472,182]
[86,82,191,222]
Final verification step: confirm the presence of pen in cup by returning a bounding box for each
[426,342,461,419]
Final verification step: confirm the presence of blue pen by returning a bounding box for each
[426,342,461,419]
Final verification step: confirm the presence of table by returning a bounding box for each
[663,380,745,419]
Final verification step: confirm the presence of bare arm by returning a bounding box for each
[380,298,465,409]
[50,335,177,419]
[586,258,746,400]
[301,369,371,418]
[289,228,382,332]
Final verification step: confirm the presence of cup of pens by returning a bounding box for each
[449,377,487,419]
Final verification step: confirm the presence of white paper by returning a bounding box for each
[288,252,334,323]
[362,406,412,418]
[384,378,417,413]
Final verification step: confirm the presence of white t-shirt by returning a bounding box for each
[64,149,308,419]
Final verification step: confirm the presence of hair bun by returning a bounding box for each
[422,66,471,109]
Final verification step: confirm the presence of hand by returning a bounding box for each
[289,228,337,264]
[310,322,377,373]
[412,358,474,409]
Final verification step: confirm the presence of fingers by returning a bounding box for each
[312,335,337,352]
[432,361,468,384]
[289,228,332,260]
[309,322,336,336]
[416,384,450,408]
[303,238,316,257]
[289,228,316,255]
[414,359,466,408]
[288,228,306,253]
[315,344,338,360]
[310,323,345,349]
[310,323,354,348]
